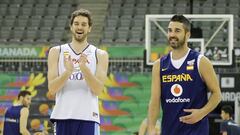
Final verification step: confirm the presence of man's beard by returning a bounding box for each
[74,32,88,42]
[22,101,30,107]
[168,35,186,49]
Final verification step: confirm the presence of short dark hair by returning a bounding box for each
[18,90,31,100]
[221,105,233,117]
[70,8,92,27]
[170,15,191,32]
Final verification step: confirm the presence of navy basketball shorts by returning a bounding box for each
[54,119,100,135]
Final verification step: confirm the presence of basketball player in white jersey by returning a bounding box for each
[47,9,109,135]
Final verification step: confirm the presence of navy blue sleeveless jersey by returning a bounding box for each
[160,50,209,135]
[3,105,24,135]
[220,120,240,135]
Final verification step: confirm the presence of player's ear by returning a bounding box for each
[70,25,73,32]
[88,26,92,33]
[186,31,191,39]
[19,96,23,102]
[69,23,74,32]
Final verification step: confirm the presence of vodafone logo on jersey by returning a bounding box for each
[171,84,183,97]
[166,84,191,103]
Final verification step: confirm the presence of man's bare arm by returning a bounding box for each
[20,108,30,135]
[199,56,221,117]
[180,56,221,124]
[148,60,161,134]
[80,50,109,96]
[47,47,73,95]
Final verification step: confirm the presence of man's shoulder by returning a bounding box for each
[48,44,68,56]
[96,49,108,55]
[221,120,236,127]
[20,107,29,114]
[93,46,108,57]
[159,53,170,68]
[222,120,229,125]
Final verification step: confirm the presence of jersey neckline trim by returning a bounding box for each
[68,43,90,55]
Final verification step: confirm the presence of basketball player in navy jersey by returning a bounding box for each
[220,105,240,135]
[148,15,221,135]
[3,91,32,135]
[48,9,108,135]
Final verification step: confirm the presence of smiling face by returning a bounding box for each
[167,21,190,49]
[70,15,92,43]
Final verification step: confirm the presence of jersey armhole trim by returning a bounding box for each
[198,54,204,80]
[57,45,61,76]
[95,48,98,64]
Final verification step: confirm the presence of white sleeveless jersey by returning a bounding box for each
[50,43,100,123]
